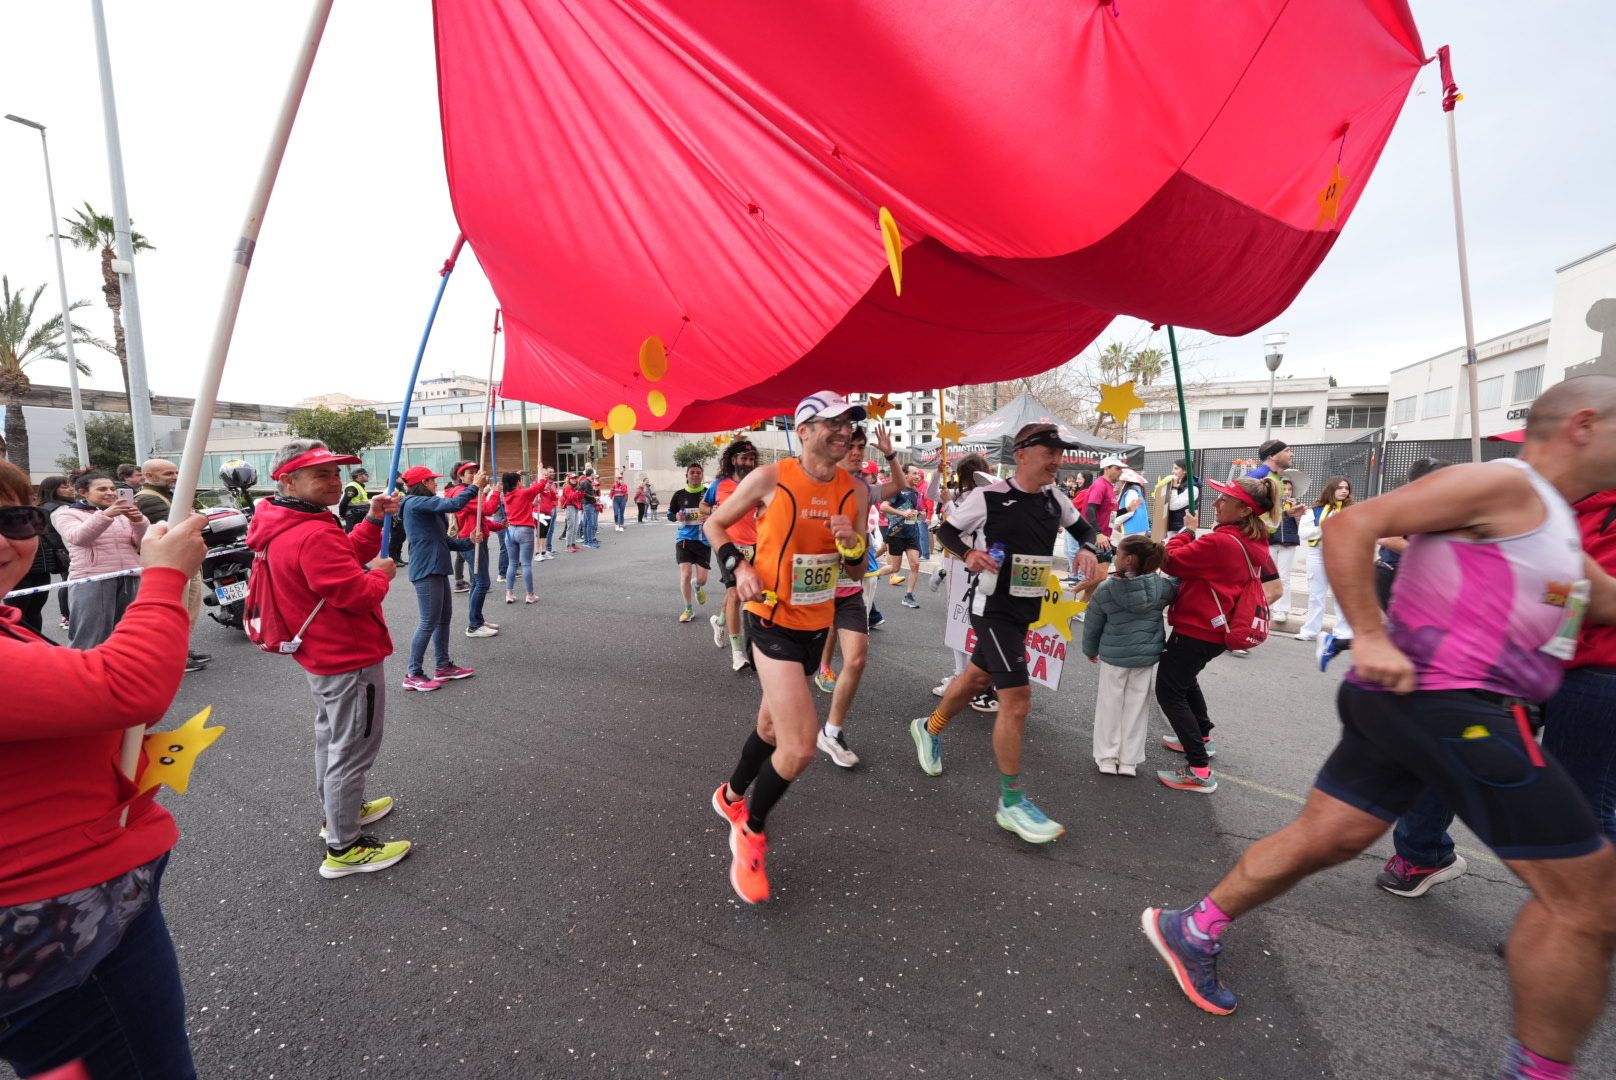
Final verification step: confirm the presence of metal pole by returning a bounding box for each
[379,235,468,554]
[1167,326,1197,515]
[5,117,90,466]
[1265,370,1276,442]
[1436,46,1483,463]
[473,310,499,567]
[520,401,531,473]
[89,0,155,460]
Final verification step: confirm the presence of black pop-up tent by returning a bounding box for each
[909,393,1143,471]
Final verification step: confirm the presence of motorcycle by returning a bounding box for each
[202,461,258,632]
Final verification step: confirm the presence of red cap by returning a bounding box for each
[270,447,363,480]
[401,465,444,486]
[1207,478,1263,515]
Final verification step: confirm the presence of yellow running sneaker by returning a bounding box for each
[320,835,412,879]
[318,796,395,841]
[678,606,695,623]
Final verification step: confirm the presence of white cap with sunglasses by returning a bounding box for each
[795,391,868,427]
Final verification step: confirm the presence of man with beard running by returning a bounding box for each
[910,423,1101,843]
[668,464,711,623]
[1141,376,1616,1080]
[705,439,761,671]
[705,392,870,903]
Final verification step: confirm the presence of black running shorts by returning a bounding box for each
[1317,684,1603,861]
[833,592,868,634]
[886,532,917,556]
[968,615,1030,690]
[744,612,828,676]
[675,540,711,568]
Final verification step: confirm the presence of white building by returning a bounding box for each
[1385,241,1616,441]
[846,390,957,448]
[1127,377,1388,452]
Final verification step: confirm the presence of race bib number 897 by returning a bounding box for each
[1008,554,1053,598]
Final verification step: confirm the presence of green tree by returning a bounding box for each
[57,413,135,473]
[61,202,153,403]
[672,439,716,470]
[286,405,391,457]
[0,276,112,474]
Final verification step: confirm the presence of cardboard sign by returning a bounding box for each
[942,564,1066,689]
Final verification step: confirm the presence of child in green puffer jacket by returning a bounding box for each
[1082,534,1177,776]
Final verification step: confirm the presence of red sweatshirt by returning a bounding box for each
[1572,490,1616,670]
[1163,524,1278,645]
[0,567,188,905]
[244,498,393,675]
[450,487,505,538]
[505,483,542,527]
[536,480,559,516]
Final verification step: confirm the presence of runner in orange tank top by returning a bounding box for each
[703,391,870,904]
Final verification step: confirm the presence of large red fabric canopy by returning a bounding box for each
[434,1,1425,431]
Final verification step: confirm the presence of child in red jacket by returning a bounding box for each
[1155,478,1278,794]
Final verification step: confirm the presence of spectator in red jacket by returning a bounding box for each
[500,471,543,602]
[611,473,630,531]
[536,467,560,558]
[449,468,503,637]
[245,440,411,880]
[0,459,208,1077]
[1155,477,1278,794]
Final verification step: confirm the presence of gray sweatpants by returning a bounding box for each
[307,663,386,849]
[67,576,140,650]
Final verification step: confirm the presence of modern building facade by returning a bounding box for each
[1126,377,1388,453]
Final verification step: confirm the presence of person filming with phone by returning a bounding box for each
[49,471,149,649]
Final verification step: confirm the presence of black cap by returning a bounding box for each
[1013,423,1079,451]
[1258,439,1289,460]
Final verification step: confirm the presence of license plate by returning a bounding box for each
[215,581,249,605]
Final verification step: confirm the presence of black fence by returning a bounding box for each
[1139,432,1518,526]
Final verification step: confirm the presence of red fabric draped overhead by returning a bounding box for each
[434,1,1425,431]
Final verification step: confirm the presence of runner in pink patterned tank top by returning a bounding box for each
[1141,375,1616,1078]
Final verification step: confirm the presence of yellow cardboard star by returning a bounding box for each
[1031,570,1087,641]
[936,419,966,444]
[864,394,894,421]
[878,206,903,296]
[1097,380,1147,426]
[1314,162,1350,228]
[138,707,226,795]
[712,433,729,446]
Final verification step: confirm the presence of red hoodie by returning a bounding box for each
[0,567,188,904]
[450,486,505,538]
[244,498,393,675]
[536,479,559,516]
[1572,489,1616,669]
[1163,524,1278,645]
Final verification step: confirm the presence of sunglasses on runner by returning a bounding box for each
[0,505,50,541]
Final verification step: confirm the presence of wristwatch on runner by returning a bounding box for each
[718,542,744,587]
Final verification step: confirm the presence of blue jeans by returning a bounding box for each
[496,528,511,580]
[917,518,931,560]
[409,575,453,676]
[0,869,195,1078]
[543,514,556,552]
[1392,788,1457,866]
[467,540,492,628]
[507,525,536,594]
[583,503,599,544]
[1543,666,1616,843]
[613,495,627,527]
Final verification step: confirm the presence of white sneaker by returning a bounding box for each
[1117,763,1137,777]
[818,728,860,768]
[495,575,505,583]
[615,525,624,532]
[731,649,751,672]
[1096,758,1119,775]
[1273,613,1289,625]
[1230,649,1251,658]
[931,677,952,698]
[465,625,499,638]
[710,614,727,649]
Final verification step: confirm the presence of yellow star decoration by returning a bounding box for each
[864,394,895,421]
[1097,380,1147,426]
[1314,162,1350,228]
[138,707,226,795]
[1031,570,1087,642]
[712,433,729,447]
[936,419,966,444]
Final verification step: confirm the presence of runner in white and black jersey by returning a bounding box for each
[930,453,999,713]
[910,423,1101,843]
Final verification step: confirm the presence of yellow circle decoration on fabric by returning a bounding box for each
[639,335,669,381]
[647,390,668,417]
[608,403,637,435]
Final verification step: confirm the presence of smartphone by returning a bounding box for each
[116,486,135,501]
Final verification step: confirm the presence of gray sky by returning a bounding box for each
[3,1,1612,413]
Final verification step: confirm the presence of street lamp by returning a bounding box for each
[5,113,90,467]
[1262,331,1288,442]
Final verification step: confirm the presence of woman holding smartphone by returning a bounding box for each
[49,471,149,649]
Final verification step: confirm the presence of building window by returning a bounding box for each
[1478,375,1504,410]
[1392,396,1416,424]
[1258,406,1312,429]
[1325,405,1386,429]
[1198,409,1246,431]
[1423,387,1453,419]
[1512,365,1543,403]
[1136,411,1180,431]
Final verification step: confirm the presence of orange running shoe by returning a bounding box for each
[728,823,770,904]
[710,783,746,834]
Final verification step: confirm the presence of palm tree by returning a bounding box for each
[0,277,113,474]
[60,202,153,402]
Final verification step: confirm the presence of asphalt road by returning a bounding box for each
[12,521,1614,1079]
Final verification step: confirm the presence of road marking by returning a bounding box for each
[1215,768,1503,868]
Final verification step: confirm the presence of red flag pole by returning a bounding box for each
[1436,46,1483,464]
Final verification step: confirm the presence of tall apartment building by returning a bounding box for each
[845,389,959,448]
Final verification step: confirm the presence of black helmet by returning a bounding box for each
[219,459,258,489]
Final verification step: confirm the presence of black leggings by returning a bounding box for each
[1155,633,1227,768]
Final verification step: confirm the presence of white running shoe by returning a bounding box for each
[817,728,859,768]
[710,614,726,648]
[464,625,499,638]
[931,677,952,698]
[731,649,751,672]
[1117,763,1138,777]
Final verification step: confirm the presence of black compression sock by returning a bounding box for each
[728,731,775,799]
[746,758,791,834]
